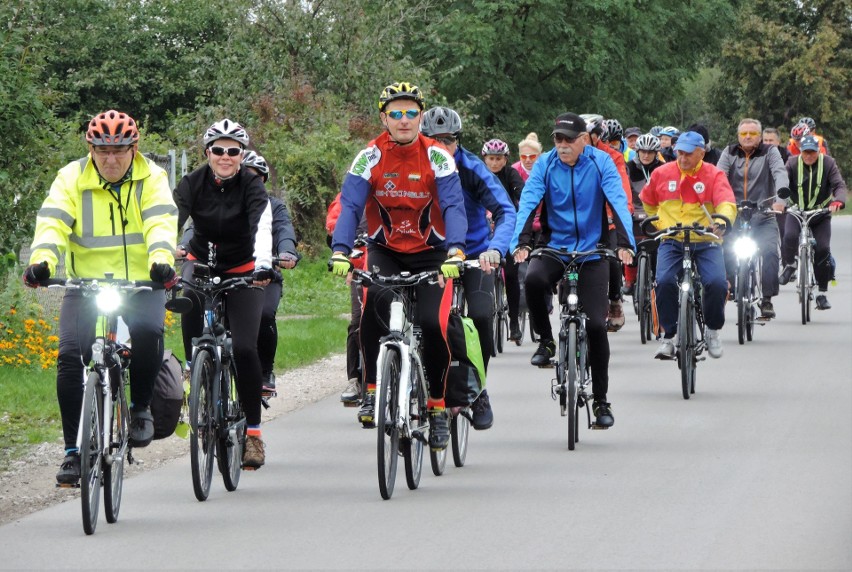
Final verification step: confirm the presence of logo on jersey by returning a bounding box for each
[429,149,450,173]
[668,181,677,192]
[694,182,705,194]
[408,173,421,181]
[351,153,370,176]
[383,172,398,178]
[384,180,396,191]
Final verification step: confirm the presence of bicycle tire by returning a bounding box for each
[190,349,217,501]
[403,362,426,490]
[799,244,809,325]
[736,263,748,345]
[430,442,447,476]
[567,322,579,450]
[678,288,696,400]
[218,360,243,492]
[80,371,103,535]
[377,349,400,499]
[517,310,526,346]
[103,369,128,524]
[746,262,757,342]
[451,409,470,467]
[637,256,650,345]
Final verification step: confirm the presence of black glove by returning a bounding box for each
[23,262,50,288]
[150,263,179,289]
[253,267,274,283]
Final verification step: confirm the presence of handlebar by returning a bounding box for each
[530,247,617,266]
[39,277,164,290]
[350,268,440,288]
[642,213,732,241]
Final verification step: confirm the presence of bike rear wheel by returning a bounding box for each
[377,349,401,499]
[566,323,579,450]
[218,360,244,492]
[403,363,426,490]
[678,289,696,400]
[451,409,470,467]
[80,371,103,535]
[190,349,217,501]
[637,256,651,345]
[103,370,128,524]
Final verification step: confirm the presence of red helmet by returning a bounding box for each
[790,122,811,142]
[86,110,139,146]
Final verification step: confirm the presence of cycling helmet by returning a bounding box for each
[790,122,811,141]
[659,126,680,137]
[635,133,661,152]
[378,82,425,112]
[420,107,462,137]
[481,138,510,156]
[602,119,624,142]
[798,117,816,130]
[580,114,604,135]
[242,150,269,182]
[86,110,139,146]
[203,119,249,148]
[649,125,664,137]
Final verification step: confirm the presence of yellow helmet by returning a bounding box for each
[378,82,424,111]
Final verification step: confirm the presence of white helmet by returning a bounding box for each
[242,151,269,181]
[580,114,604,135]
[203,118,249,148]
[635,133,661,152]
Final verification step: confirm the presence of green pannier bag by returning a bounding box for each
[445,314,486,407]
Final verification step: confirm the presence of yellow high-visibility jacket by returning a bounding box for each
[29,152,177,280]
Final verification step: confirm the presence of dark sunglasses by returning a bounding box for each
[553,133,581,144]
[385,109,420,120]
[209,146,243,157]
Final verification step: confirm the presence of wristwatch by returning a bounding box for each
[447,247,466,260]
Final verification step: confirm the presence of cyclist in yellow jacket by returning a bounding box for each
[24,110,178,486]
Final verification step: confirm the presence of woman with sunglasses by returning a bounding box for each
[173,118,274,469]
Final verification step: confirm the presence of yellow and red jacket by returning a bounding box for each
[29,153,177,280]
[639,160,737,243]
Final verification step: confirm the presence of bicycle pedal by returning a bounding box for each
[242,465,259,472]
[262,390,278,398]
[590,423,609,431]
[261,397,271,409]
[342,401,360,408]
[538,360,556,369]
[411,430,428,444]
[55,482,80,489]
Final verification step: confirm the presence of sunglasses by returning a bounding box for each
[385,109,420,120]
[520,154,539,160]
[739,131,760,137]
[435,135,456,145]
[209,146,243,157]
[92,146,132,157]
[553,134,581,144]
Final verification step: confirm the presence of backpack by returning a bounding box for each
[150,350,184,440]
[445,314,487,407]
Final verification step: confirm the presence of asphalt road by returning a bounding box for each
[2,218,850,570]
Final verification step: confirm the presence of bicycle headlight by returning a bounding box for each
[734,236,758,259]
[95,288,121,313]
[681,282,691,293]
[567,293,579,310]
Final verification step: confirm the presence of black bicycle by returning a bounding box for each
[492,260,508,355]
[633,231,658,345]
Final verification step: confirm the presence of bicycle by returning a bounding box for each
[784,205,830,325]
[492,260,508,355]
[643,215,729,400]
[529,247,617,450]
[168,263,258,501]
[732,199,774,344]
[43,276,163,535]
[632,232,658,345]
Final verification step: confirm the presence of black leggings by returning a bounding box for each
[503,254,521,324]
[180,262,265,426]
[462,265,495,371]
[360,247,451,402]
[525,257,611,400]
[57,289,166,450]
[258,280,282,375]
[782,214,833,290]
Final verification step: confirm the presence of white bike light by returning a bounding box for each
[681,282,691,293]
[734,236,758,259]
[567,293,579,309]
[95,287,121,313]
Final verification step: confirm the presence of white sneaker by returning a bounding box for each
[705,329,723,358]
[655,336,677,360]
[340,378,360,404]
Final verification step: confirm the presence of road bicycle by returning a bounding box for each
[492,260,508,355]
[529,247,616,450]
[632,234,657,345]
[44,276,163,534]
[644,216,729,399]
[168,263,257,501]
[732,199,774,344]
[784,205,830,325]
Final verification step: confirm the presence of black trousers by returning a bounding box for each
[346,282,364,381]
[782,213,833,290]
[462,265,495,371]
[258,280,282,375]
[503,254,521,325]
[525,257,611,400]
[57,288,165,450]
[723,214,781,298]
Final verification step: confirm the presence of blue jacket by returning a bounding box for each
[454,146,516,256]
[510,146,635,253]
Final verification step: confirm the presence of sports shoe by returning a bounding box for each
[242,435,265,469]
[530,339,556,367]
[128,406,154,448]
[606,300,625,332]
[593,401,614,428]
[471,389,494,430]
[655,336,676,360]
[759,299,776,319]
[340,378,360,405]
[816,294,831,310]
[56,453,81,486]
[428,409,450,451]
[262,371,276,393]
[509,321,521,342]
[779,264,796,285]
[358,391,376,428]
[705,328,723,358]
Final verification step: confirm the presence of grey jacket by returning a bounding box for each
[716,142,789,207]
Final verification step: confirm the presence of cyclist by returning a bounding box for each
[481,138,526,343]
[640,131,737,360]
[623,133,665,295]
[716,118,788,319]
[659,126,680,162]
[624,126,643,162]
[779,135,847,310]
[787,117,830,157]
[329,82,468,451]
[415,109,513,430]
[24,110,178,485]
[511,112,635,428]
[173,119,274,469]
[687,123,722,166]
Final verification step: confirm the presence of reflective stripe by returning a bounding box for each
[81,190,94,237]
[797,154,825,209]
[69,233,144,248]
[32,243,61,259]
[77,157,88,172]
[37,207,75,228]
[141,204,177,220]
[148,240,173,253]
[135,180,143,207]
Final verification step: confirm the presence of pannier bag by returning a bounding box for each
[445,314,486,407]
[150,350,184,439]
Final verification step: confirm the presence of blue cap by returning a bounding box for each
[673,131,706,153]
[799,135,820,152]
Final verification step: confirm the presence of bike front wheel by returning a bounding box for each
[190,349,217,501]
[637,256,651,345]
[377,349,401,499]
[80,371,104,535]
[451,409,470,467]
[566,323,580,450]
[678,289,696,400]
[403,363,426,490]
[736,263,749,345]
[217,360,244,492]
[103,370,128,524]
[799,245,810,325]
